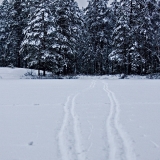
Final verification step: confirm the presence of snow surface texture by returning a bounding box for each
[0,68,160,160]
[0,67,38,79]
[0,67,147,80]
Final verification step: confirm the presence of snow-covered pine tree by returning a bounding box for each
[110,0,120,26]
[82,1,95,74]
[7,0,28,67]
[110,0,130,74]
[133,0,153,74]
[68,0,84,74]
[154,0,160,72]
[110,0,154,74]
[147,0,160,73]
[21,0,59,76]
[85,0,111,75]
[125,0,144,74]
[74,8,89,74]
[109,0,120,73]
[0,0,12,67]
[53,0,83,75]
[126,0,141,74]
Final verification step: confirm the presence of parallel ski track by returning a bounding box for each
[58,96,71,160]
[103,82,136,160]
[58,80,96,160]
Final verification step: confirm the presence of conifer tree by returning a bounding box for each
[111,0,154,74]
[75,9,89,74]
[53,0,83,75]
[85,0,111,74]
[7,0,28,67]
[134,0,153,74]
[21,0,59,76]
[0,0,12,66]
[147,0,160,73]
[110,0,130,74]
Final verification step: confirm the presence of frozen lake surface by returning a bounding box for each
[0,77,160,160]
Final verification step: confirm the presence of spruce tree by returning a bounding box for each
[21,0,59,76]
[53,0,83,75]
[85,0,111,74]
[134,0,153,74]
[110,0,154,74]
[110,0,130,74]
[7,0,28,67]
[147,0,160,73]
[0,0,11,66]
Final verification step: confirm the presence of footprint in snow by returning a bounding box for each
[28,141,33,146]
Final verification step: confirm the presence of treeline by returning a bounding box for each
[0,0,160,76]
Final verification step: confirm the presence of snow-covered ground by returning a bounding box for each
[0,68,160,160]
[0,67,147,80]
[0,67,37,79]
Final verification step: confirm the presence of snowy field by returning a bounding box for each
[0,68,160,160]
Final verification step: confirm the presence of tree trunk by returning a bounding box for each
[43,69,45,76]
[38,69,40,76]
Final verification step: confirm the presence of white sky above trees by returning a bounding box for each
[76,0,88,8]
[0,0,113,7]
[76,0,113,8]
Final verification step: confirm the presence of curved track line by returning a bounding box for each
[103,82,136,160]
[58,96,71,160]
[70,81,96,160]
[58,80,96,160]
[87,121,93,140]
[103,84,117,160]
[90,80,96,88]
[71,94,86,160]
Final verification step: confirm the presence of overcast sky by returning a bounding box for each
[77,0,113,8]
[0,0,113,8]
[76,0,88,8]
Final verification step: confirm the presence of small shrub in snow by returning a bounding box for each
[146,73,160,79]
[119,73,127,79]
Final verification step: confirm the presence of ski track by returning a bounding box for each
[150,140,159,148]
[58,80,136,160]
[103,82,137,160]
[71,93,86,160]
[87,121,93,140]
[58,96,71,160]
[58,80,96,160]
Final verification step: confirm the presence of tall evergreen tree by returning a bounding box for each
[110,0,154,74]
[0,0,12,66]
[21,0,59,76]
[134,0,153,74]
[75,8,89,74]
[110,0,131,74]
[147,0,160,73]
[7,0,28,67]
[85,0,111,74]
[54,0,85,75]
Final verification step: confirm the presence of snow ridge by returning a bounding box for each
[58,96,72,160]
[103,82,136,160]
[58,81,96,160]
[71,94,86,160]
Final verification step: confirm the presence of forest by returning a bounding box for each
[0,0,160,76]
